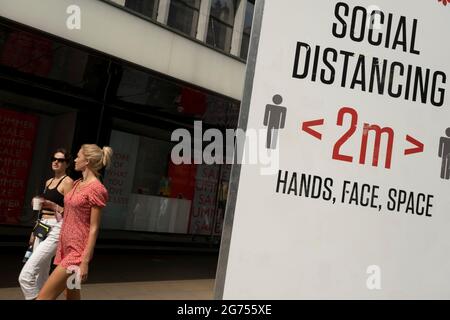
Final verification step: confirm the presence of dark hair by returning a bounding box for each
[53,148,72,174]
[54,148,71,161]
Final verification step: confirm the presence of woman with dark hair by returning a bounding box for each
[18,148,74,300]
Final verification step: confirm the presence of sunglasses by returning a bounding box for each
[51,157,68,163]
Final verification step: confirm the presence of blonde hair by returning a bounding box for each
[81,144,113,176]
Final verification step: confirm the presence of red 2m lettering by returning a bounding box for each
[332,107,394,169]
[360,124,394,169]
[332,107,357,163]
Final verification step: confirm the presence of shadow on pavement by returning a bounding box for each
[0,247,219,288]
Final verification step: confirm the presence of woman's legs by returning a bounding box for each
[18,220,60,300]
[36,265,70,300]
[18,236,43,300]
[38,265,83,300]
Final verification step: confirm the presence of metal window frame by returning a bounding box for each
[99,0,246,62]
[123,0,161,20]
[167,0,202,37]
[207,15,234,52]
[208,0,238,27]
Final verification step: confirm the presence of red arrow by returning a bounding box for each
[302,119,324,140]
[404,135,424,155]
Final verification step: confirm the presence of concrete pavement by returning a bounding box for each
[0,279,214,300]
[0,247,218,300]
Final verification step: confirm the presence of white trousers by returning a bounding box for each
[18,218,62,300]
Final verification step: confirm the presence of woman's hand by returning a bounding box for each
[42,200,63,214]
[42,199,56,210]
[79,262,89,283]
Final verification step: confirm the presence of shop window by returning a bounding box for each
[206,0,238,52]
[114,65,240,128]
[115,65,181,114]
[124,0,159,20]
[240,0,254,60]
[0,23,110,100]
[102,127,233,236]
[167,0,201,38]
[0,20,240,237]
[102,129,193,233]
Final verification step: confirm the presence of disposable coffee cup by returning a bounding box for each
[32,197,44,211]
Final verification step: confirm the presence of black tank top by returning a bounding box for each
[43,176,67,207]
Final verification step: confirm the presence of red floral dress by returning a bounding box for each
[54,179,108,269]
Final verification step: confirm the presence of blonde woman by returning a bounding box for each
[37,144,113,300]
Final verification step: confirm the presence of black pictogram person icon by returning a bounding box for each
[263,94,287,149]
[439,128,450,180]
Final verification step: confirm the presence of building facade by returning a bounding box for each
[0,0,254,246]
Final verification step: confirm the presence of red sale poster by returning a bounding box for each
[0,108,39,224]
[168,161,197,201]
[189,164,220,235]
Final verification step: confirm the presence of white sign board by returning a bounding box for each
[103,130,139,229]
[216,0,450,299]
